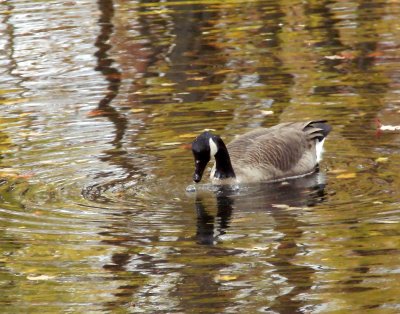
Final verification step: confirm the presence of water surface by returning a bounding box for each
[1,0,400,312]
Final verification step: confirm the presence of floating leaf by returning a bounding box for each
[336,172,356,179]
[260,110,274,116]
[367,51,384,58]
[271,204,303,210]
[380,124,400,131]
[27,275,56,281]
[17,172,34,179]
[340,51,357,59]
[375,157,388,163]
[189,76,206,81]
[214,274,237,282]
[324,55,345,60]
[87,109,108,117]
[131,108,145,113]
[271,204,290,209]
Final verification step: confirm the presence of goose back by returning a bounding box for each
[210,120,331,183]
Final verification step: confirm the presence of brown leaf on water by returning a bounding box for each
[17,172,34,179]
[105,73,121,80]
[340,51,357,59]
[336,172,357,179]
[367,51,384,58]
[180,143,192,150]
[87,109,108,117]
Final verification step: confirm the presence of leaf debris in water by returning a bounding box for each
[336,172,357,179]
[214,274,237,282]
[260,110,274,116]
[27,275,56,281]
[131,108,145,113]
[375,157,388,163]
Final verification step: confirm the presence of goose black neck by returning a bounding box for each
[214,141,236,180]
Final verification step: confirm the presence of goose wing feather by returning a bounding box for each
[230,128,310,172]
[226,121,330,180]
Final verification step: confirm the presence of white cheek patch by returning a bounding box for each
[209,138,218,158]
[316,138,325,163]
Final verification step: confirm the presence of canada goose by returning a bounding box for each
[191,120,331,184]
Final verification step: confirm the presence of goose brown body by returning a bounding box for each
[191,120,331,185]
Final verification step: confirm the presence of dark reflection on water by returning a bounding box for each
[95,0,126,145]
[195,173,326,245]
[192,174,326,313]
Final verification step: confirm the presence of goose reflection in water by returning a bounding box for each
[193,171,327,245]
[193,172,327,313]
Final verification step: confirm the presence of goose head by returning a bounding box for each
[191,132,235,183]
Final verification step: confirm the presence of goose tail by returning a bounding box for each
[307,120,332,139]
[305,120,332,162]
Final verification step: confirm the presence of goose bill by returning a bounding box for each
[193,159,208,183]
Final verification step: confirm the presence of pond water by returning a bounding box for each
[1,0,400,312]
